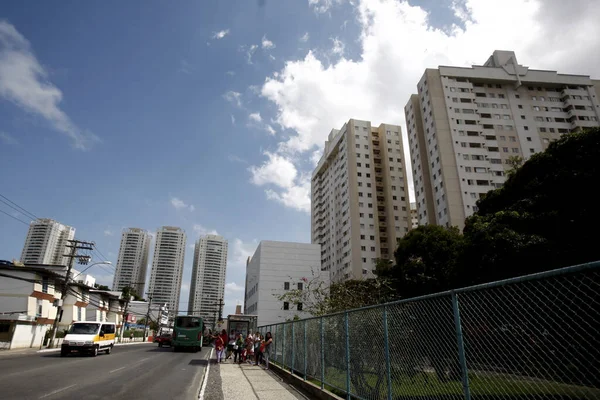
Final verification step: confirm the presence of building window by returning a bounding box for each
[298,282,303,291]
[371,247,376,251]
[283,302,289,310]
[297,303,303,311]
[42,277,49,294]
[284,282,290,290]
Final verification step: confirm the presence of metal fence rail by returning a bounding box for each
[258,261,600,399]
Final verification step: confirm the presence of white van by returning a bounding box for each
[61,322,116,357]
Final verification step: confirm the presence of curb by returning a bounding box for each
[36,341,152,353]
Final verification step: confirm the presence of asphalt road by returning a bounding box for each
[0,343,210,400]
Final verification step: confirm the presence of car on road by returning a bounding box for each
[156,333,172,347]
[61,322,116,357]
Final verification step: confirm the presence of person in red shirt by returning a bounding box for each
[213,329,228,363]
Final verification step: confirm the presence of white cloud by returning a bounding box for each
[262,35,275,50]
[223,91,242,107]
[225,282,245,294]
[0,132,17,145]
[248,152,310,213]
[179,59,194,74]
[103,229,113,237]
[308,0,343,13]
[230,114,236,125]
[193,224,219,236]
[229,238,257,271]
[0,21,99,150]
[227,154,247,164]
[258,0,600,207]
[226,70,235,76]
[330,37,345,56]
[265,124,276,135]
[240,44,259,64]
[248,112,262,123]
[170,197,195,212]
[300,32,310,42]
[249,151,297,188]
[212,29,230,39]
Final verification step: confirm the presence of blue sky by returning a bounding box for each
[1,0,598,316]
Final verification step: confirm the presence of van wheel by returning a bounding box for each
[105,346,111,355]
[91,346,98,357]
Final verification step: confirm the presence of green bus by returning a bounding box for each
[172,316,203,352]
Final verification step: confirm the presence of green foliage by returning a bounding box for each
[93,283,111,290]
[464,127,600,280]
[385,225,465,298]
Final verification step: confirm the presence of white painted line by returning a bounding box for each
[198,348,213,400]
[109,366,125,374]
[38,384,77,399]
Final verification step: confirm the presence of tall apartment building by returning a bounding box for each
[410,202,419,229]
[148,227,186,311]
[112,228,151,296]
[188,234,228,328]
[405,50,600,229]
[20,218,75,265]
[311,119,412,282]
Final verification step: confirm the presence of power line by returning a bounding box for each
[0,193,39,220]
[0,209,30,226]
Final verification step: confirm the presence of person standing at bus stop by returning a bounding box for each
[214,333,225,363]
[219,329,228,362]
[263,332,273,370]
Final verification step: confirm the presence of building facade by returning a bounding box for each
[148,227,186,312]
[410,202,419,229]
[188,234,228,328]
[405,50,600,229]
[244,241,324,327]
[311,119,412,282]
[113,228,151,296]
[20,218,75,266]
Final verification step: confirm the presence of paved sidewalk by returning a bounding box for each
[218,360,305,400]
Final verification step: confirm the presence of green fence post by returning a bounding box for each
[345,311,351,399]
[383,305,392,400]
[320,316,325,390]
[304,320,308,380]
[283,323,286,370]
[452,292,471,400]
[292,322,296,374]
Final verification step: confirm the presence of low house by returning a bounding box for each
[0,261,65,349]
[87,290,125,330]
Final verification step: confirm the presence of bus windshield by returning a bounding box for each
[175,317,201,328]
[69,323,100,334]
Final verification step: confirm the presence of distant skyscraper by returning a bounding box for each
[113,228,151,296]
[188,234,228,328]
[20,218,75,265]
[148,227,186,312]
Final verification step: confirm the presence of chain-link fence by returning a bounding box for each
[258,261,600,399]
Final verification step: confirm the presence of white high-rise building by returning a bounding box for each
[113,228,151,296]
[20,218,75,265]
[405,50,600,229]
[188,234,228,328]
[148,227,186,312]
[311,119,412,283]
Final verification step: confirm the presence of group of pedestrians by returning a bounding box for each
[213,329,272,370]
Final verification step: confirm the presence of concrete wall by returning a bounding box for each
[10,323,49,349]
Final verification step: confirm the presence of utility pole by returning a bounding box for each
[49,239,95,348]
[142,293,152,342]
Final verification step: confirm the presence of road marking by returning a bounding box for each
[198,348,213,400]
[109,366,125,374]
[38,384,77,399]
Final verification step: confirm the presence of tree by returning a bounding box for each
[380,225,465,298]
[464,127,600,279]
[94,283,111,290]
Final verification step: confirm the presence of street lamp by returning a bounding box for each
[71,261,112,281]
